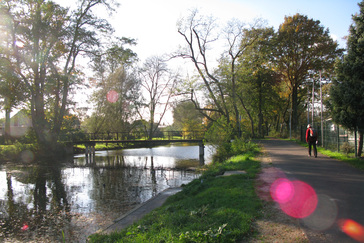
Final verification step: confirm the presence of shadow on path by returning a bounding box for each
[258,138,364,243]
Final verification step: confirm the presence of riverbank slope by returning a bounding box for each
[88,148,308,242]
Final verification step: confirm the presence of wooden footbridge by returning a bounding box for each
[67,130,206,164]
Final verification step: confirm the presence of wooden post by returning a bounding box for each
[85,144,89,158]
[337,125,340,152]
[355,127,358,158]
[199,141,205,166]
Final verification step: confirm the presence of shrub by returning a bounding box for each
[0,142,37,162]
[341,142,354,155]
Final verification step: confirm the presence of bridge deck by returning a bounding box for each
[72,139,203,145]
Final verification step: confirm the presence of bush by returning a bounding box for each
[341,142,354,155]
[231,139,259,156]
[0,142,37,162]
[205,117,233,145]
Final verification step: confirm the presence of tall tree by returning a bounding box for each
[0,59,26,143]
[233,27,279,138]
[327,1,364,157]
[88,66,139,134]
[0,0,117,154]
[87,39,138,134]
[176,10,229,124]
[173,101,204,131]
[137,56,178,140]
[176,10,262,138]
[273,14,342,133]
[0,2,27,143]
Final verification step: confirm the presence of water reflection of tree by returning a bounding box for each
[89,155,160,219]
[1,164,71,241]
[151,156,157,196]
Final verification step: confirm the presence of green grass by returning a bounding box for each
[0,143,37,162]
[293,139,364,171]
[88,153,262,243]
[316,147,364,170]
[75,143,123,151]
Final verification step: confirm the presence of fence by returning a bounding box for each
[300,124,357,154]
[60,130,205,142]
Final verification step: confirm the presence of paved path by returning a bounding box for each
[100,187,182,234]
[259,138,364,243]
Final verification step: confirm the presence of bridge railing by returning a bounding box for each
[62,130,205,143]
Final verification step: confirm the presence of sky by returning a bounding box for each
[1,0,362,120]
[110,0,362,62]
[64,0,364,116]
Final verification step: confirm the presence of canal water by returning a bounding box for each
[0,144,213,242]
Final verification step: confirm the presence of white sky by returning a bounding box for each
[111,0,361,61]
[1,0,362,120]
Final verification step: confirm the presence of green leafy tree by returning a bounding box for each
[173,101,204,131]
[88,66,139,134]
[327,1,364,157]
[235,27,279,138]
[0,0,118,154]
[216,26,281,138]
[86,40,138,134]
[0,61,26,143]
[273,14,342,133]
[0,4,27,143]
[176,11,264,138]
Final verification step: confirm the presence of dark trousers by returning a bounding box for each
[308,141,317,157]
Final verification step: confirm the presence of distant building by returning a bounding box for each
[0,110,32,138]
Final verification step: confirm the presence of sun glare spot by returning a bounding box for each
[271,179,317,219]
[339,219,364,243]
[15,41,24,48]
[302,194,338,231]
[20,150,35,163]
[106,90,119,103]
[21,224,29,231]
[270,178,294,204]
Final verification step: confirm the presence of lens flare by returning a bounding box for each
[21,224,29,231]
[256,167,287,201]
[106,90,119,103]
[271,179,318,219]
[20,150,35,163]
[303,194,338,231]
[338,219,364,243]
[270,178,294,204]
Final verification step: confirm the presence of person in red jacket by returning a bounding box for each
[306,124,318,157]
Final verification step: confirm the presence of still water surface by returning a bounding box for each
[0,144,213,242]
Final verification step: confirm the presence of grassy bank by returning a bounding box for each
[317,147,364,170]
[88,151,262,242]
[294,140,364,171]
[0,143,37,162]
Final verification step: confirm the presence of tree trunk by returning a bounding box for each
[149,104,155,140]
[231,60,241,138]
[258,82,263,138]
[291,85,299,134]
[5,106,11,144]
[258,113,263,138]
[238,94,255,138]
[358,130,363,157]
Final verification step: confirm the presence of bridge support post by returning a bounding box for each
[85,142,96,163]
[85,145,89,157]
[199,142,205,166]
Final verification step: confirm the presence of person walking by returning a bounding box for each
[306,124,318,157]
